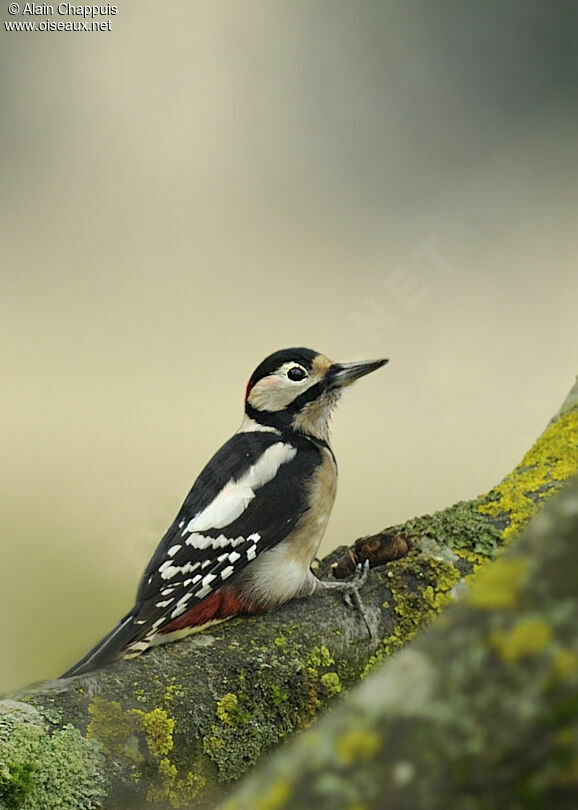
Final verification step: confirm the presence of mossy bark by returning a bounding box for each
[1,377,576,810]
[221,478,578,810]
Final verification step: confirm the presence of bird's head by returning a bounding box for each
[244,347,388,441]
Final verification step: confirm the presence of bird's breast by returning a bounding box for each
[234,446,337,609]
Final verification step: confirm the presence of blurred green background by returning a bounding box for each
[1,1,576,693]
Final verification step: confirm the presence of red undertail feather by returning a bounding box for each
[158,587,262,634]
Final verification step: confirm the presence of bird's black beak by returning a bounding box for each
[328,358,389,389]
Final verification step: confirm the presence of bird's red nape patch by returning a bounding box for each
[158,587,261,634]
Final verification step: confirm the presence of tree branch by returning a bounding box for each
[1,377,577,810]
[222,477,578,810]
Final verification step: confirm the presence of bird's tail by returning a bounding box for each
[60,612,145,678]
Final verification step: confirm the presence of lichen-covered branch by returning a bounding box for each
[222,478,578,810]
[0,377,576,810]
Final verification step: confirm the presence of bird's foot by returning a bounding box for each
[318,560,374,639]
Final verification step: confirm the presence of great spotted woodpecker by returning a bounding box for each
[61,348,388,677]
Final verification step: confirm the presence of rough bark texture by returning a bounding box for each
[1,377,577,810]
[222,477,578,810]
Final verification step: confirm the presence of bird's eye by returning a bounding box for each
[287,366,307,382]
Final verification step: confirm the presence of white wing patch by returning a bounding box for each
[182,442,296,535]
[196,572,217,599]
[159,559,200,581]
[155,598,174,608]
[185,532,260,551]
[156,534,263,619]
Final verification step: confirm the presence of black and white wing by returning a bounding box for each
[61,430,320,676]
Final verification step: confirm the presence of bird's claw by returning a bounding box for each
[320,560,373,639]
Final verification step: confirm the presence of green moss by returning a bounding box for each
[0,761,36,808]
[357,409,577,684]
[478,410,578,541]
[199,630,362,782]
[400,498,502,557]
[0,703,107,810]
[269,685,288,706]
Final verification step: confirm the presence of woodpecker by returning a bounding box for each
[61,348,388,677]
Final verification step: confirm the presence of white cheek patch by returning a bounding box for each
[248,371,319,413]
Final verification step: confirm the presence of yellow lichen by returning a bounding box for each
[254,777,292,810]
[308,645,334,668]
[320,672,342,697]
[164,684,182,704]
[86,698,143,762]
[215,693,249,726]
[478,410,578,541]
[466,557,529,610]
[141,708,174,758]
[361,553,462,679]
[552,649,578,680]
[202,726,226,754]
[86,697,203,807]
[335,730,381,766]
[421,583,454,612]
[158,757,178,778]
[139,706,205,808]
[147,767,206,808]
[490,618,552,662]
